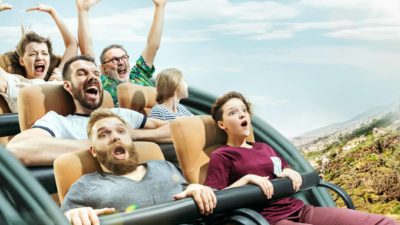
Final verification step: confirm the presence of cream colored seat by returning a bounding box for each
[0,95,12,146]
[17,84,113,131]
[0,95,11,114]
[117,83,157,116]
[170,115,254,184]
[54,142,164,202]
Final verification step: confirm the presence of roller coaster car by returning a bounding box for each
[0,85,355,225]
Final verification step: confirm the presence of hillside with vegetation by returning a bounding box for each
[294,107,400,220]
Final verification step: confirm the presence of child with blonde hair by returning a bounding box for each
[150,68,192,120]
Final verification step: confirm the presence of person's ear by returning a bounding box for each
[217,120,226,130]
[63,80,72,94]
[19,57,25,67]
[89,146,97,157]
[100,64,106,73]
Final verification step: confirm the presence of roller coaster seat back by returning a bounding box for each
[117,83,157,116]
[53,141,164,202]
[17,84,114,131]
[170,115,254,184]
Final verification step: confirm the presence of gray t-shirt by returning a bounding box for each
[61,160,188,212]
[33,108,146,139]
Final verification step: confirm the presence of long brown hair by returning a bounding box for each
[211,91,252,123]
[0,30,61,79]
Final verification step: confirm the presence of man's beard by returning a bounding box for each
[71,79,104,111]
[96,144,139,175]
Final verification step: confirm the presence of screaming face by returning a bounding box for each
[20,42,50,79]
[67,60,104,111]
[71,76,104,111]
[101,48,131,83]
[91,117,139,175]
[96,141,139,175]
[218,98,251,139]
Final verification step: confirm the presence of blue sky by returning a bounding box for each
[1,0,400,137]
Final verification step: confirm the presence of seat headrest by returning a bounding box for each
[117,83,157,116]
[18,84,114,131]
[54,141,164,202]
[170,115,254,184]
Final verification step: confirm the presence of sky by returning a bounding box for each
[1,0,400,138]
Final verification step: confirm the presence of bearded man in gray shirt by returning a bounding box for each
[62,109,216,225]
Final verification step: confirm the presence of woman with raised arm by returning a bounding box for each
[149,68,192,121]
[0,2,77,112]
[204,91,397,225]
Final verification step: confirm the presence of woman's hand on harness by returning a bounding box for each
[278,168,302,192]
[244,174,274,199]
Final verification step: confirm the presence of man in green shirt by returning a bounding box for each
[77,0,166,106]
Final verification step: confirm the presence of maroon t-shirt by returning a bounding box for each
[204,142,304,223]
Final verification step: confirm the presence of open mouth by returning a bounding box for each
[117,67,126,76]
[113,146,126,160]
[34,64,45,74]
[85,86,98,95]
[84,78,101,99]
[241,120,248,127]
[84,85,99,100]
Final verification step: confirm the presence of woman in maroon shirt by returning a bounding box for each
[204,91,396,225]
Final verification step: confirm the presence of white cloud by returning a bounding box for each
[301,0,400,14]
[2,0,400,50]
[198,0,400,41]
[248,46,400,79]
[183,0,400,42]
[209,22,270,36]
[290,20,357,31]
[301,0,372,9]
[165,0,298,40]
[167,0,298,21]
[221,1,298,21]
[326,26,400,41]
[4,0,399,44]
[250,30,293,40]
[370,0,400,17]
[0,26,20,48]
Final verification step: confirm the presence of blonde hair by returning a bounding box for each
[155,68,183,104]
[87,109,127,138]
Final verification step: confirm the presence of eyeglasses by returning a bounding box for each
[102,55,130,65]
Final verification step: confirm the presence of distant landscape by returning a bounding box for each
[292,101,400,220]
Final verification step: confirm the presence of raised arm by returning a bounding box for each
[0,67,35,97]
[76,0,100,58]
[6,128,90,166]
[0,1,12,11]
[26,4,78,71]
[141,0,167,67]
[128,117,171,143]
